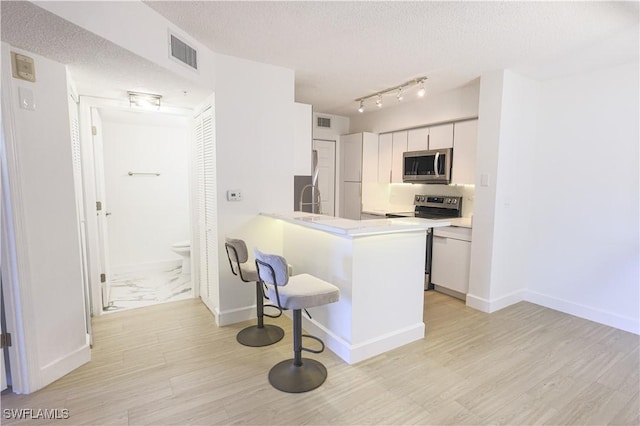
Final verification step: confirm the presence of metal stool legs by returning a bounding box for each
[236,282,284,347]
[268,310,327,393]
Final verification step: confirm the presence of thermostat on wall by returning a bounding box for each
[11,52,36,82]
[226,190,242,201]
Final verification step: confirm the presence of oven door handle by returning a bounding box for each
[434,152,440,178]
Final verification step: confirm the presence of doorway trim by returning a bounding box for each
[77,96,193,316]
[1,63,36,393]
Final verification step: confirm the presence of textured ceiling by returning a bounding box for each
[2,1,638,116]
[145,1,639,116]
[1,1,210,109]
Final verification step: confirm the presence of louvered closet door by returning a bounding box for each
[193,105,218,304]
[201,108,218,302]
[194,113,207,298]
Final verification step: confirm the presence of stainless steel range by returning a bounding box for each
[387,194,462,290]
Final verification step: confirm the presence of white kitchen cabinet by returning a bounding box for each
[429,123,454,149]
[342,181,361,220]
[452,120,478,185]
[431,226,472,296]
[391,131,407,183]
[407,127,429,152]
[341,133,362,182]
[340,132,376,220]
[361,133,379,183]
[378,133,392,183]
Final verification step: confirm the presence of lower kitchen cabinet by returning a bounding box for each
[431,226,472,296]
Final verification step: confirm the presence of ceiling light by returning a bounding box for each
[417,80,426,97]
[354,76,427,113]
[128,91,162,110]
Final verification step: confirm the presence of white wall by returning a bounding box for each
[101,110,190,271]
[479,71,539,308]
[213,53,295,324]
[313,112,350,141]
[526,61,639,333]
[469,62,639,334]
[1,44,89,392]
[293,102,312,175]
[466,71,504,305]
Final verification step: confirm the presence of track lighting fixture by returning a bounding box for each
[354,77,427,113]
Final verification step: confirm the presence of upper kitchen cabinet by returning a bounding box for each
[378,133,393,183]
[452,120,478,185]
[428,123,454,149]
[341,133,363,182]
[391,131,408,183]
[407,127,429,152]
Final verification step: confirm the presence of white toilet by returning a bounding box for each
[171,240,191,274]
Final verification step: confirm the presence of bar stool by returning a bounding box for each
[224,238,284,347]
[254,248,340,393]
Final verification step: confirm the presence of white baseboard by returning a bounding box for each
[112,259,181,274]
[39,340,91,391]
[302,316,425,365]
[216,304,256,327]
[465,290,525,313]
[467,289,639,335]
[525,291,640,335]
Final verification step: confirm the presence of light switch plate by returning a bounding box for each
[480,173,490,187]
[11,52,36,82]
[18,87,36,111]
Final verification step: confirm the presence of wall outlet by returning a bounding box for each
[226,190,242,201]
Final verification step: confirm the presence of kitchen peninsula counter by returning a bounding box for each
[261,211,450,237]
[260,212,448,364]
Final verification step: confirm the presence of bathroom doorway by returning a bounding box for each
[88,105,195,313]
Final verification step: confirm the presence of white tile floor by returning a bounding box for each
[105,265,192,313]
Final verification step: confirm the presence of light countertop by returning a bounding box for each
[361,209,473,229]
[261,212,450,237]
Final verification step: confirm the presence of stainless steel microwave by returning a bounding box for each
[403,148,452,184]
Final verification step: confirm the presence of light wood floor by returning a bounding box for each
[2,291,638,425]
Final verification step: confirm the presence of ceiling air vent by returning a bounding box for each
[170,33,198,70]
[317,116,331,128]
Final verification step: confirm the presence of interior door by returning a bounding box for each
[194,105,218,305]
[312,139,335,216]
[91,108,112,309]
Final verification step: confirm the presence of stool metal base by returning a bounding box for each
[268,358,327,393]
[236,324,284,347]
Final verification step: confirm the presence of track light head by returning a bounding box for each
[417,80,426,97]
[358,100,364,113]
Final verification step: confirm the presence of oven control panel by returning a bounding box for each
[414,194,462,209]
